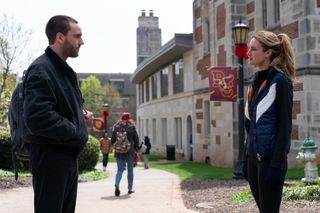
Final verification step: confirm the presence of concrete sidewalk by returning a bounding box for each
[0,162,197,213]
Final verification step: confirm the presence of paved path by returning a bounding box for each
[0,163,197,213]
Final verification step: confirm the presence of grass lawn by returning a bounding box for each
[150,161,309,181]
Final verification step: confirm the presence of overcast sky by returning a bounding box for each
[2,0,194,75]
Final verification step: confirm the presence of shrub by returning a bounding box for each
[79,135,100,171]
[0,129,28,171]
[0,129,13,169]
[283,184,320,201]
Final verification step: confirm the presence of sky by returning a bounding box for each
[2,0,194,75]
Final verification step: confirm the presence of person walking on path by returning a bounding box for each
[111,112,139,196]
[141,136,152,169]
[23,15,93,213]
[243,30,296,213]
[99,132,112,171]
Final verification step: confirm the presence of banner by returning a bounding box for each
[208,67,237,102]
[92,118,104,131]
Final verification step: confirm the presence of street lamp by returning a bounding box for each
[102,103,109,133]
[232,19,249,179]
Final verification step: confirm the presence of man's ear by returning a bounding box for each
[56,32,65,44]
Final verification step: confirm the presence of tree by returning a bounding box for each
[100,83,123,131]
[80,75,103,116]
[0,14,33,126]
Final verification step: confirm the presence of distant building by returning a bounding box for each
[77,73,136,120]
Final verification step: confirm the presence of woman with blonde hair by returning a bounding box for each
[243,30,296,213]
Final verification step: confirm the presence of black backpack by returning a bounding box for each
[8,72,31,180]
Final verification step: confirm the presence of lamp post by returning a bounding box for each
[102,103,109,134]
[232,19,249,179]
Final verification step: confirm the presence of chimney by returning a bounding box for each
[149,10,154,17]
[141,9,146,16]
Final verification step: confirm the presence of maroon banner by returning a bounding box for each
[208,67,237,102]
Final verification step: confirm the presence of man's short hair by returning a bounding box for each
[45,15,78,45]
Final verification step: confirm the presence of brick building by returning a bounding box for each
[132,0,320,167]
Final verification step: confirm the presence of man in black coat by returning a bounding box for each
[23,15,93,213]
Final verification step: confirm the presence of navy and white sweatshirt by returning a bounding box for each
[245,67,293,169]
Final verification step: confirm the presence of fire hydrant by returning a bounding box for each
[296,137,320,183]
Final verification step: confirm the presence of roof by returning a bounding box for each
[131,33,193,84]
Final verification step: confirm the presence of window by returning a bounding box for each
[146,119,149,137]
[161,118,167,145]
[205,19,210,54]
[204,101,211,136]
[262,0,267,28]
[138,84,142,105]
[146,78,150,102]
[262,0,280,28]
[140,119,144,138]
[151,75,157,100]
[160,67,168,97]
[274,0,280,24]
[122,97,129,108]
[203,1,210,54]
[141,83,144,103]
[173,59,184,94]
[152,118,157,145]
[109,79,125,94]
[174,117,182,149]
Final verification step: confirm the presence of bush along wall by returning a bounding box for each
[79,135,100,171]
[0,130,12,169]
[0,129,29,171]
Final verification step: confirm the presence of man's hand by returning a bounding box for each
[83,110,93,127]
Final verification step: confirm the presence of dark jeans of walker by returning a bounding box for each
[29,144,79,213]
[247,155,287,213]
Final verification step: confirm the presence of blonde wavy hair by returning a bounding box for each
[253,31,296,83]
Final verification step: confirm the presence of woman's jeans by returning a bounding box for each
[115,155,134,190]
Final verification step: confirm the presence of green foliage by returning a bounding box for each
[80,75,103,115]
[283,183,320,201]
[79,135,100,171]
[148,154,166,161]
[78,169,108,182]
[0,129,13,169]
[0,129,29,170]
[232,189,253,202]
[285,168,305,180]
[100,83,123,131]
[99,152,116,162]
[0,73,16,126]
[0,169,14,177]
[151,162,233,180]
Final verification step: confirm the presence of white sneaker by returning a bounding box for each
[103,166,106,171]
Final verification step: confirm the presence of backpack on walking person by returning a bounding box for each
[113,126,131,154]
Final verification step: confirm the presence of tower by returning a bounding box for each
[136,9,161,66]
